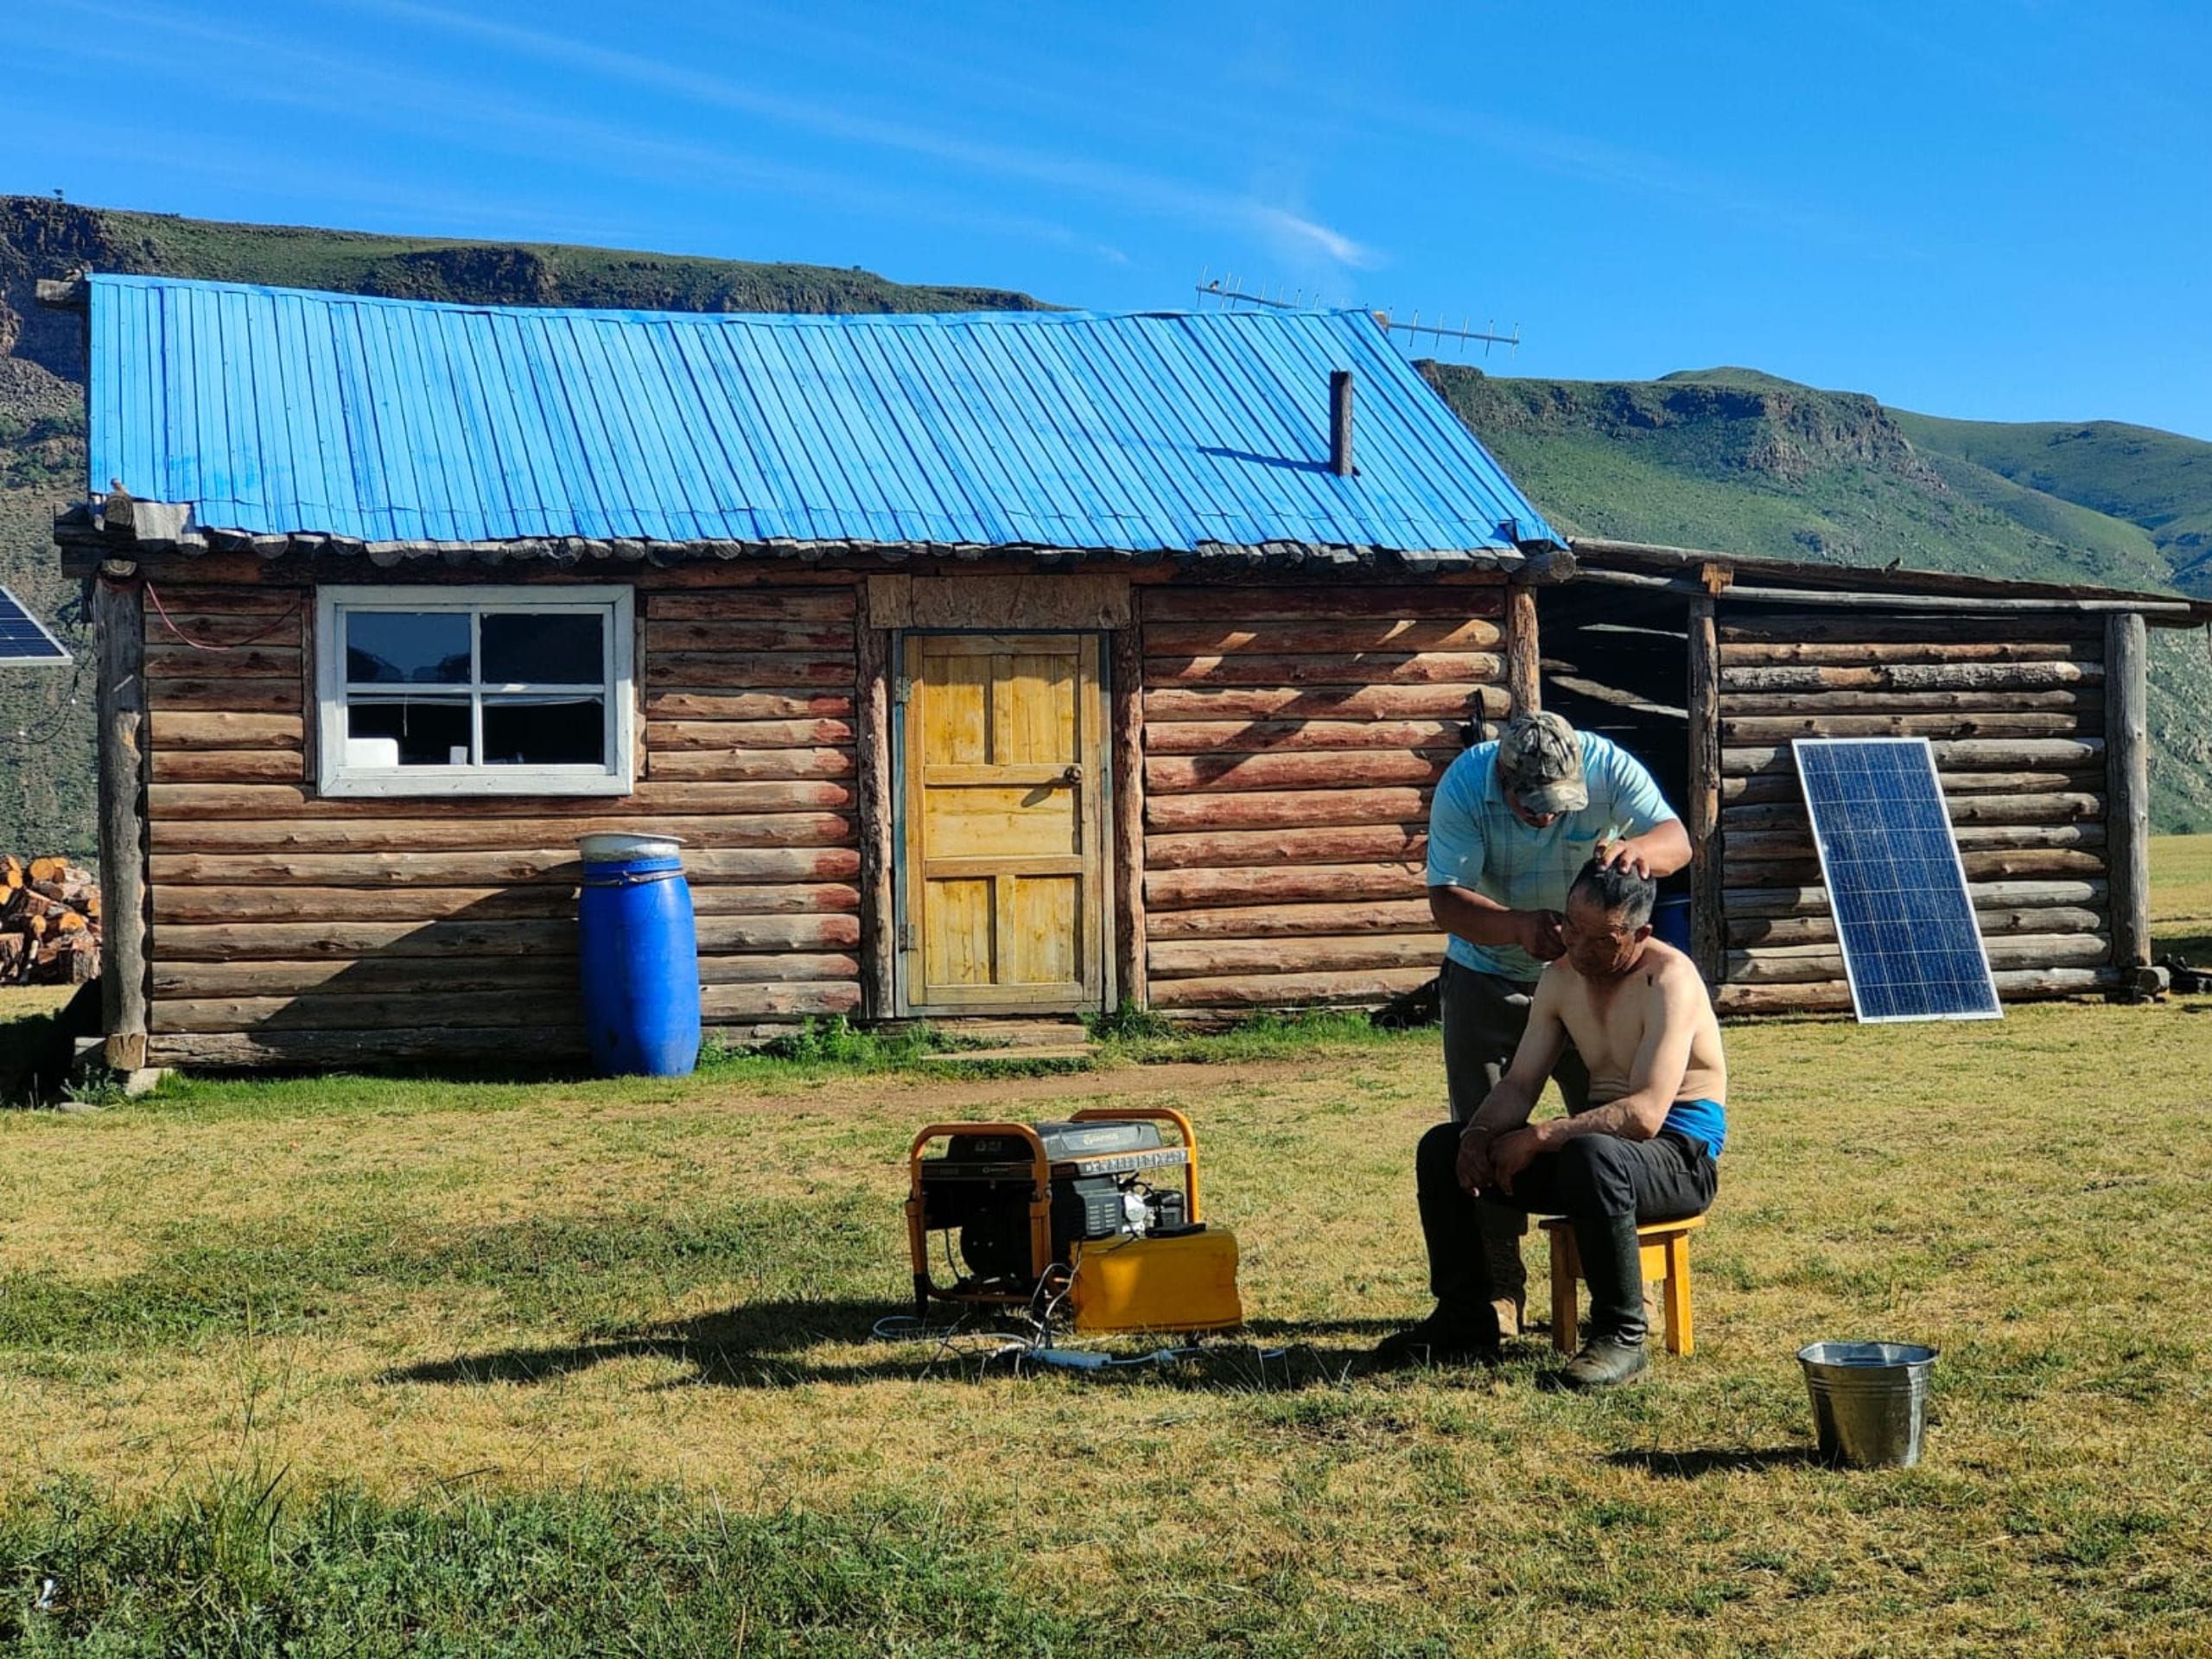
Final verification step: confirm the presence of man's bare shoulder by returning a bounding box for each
[1630,939,1708,996]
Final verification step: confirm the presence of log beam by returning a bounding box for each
[1724,737,2102,776]
[1715,966,2126,1015]
[1148,964,1436,1009]
[1728,906,2105,949]
[1141,586,1503,621]
[1112,623,1147,1010]
[2105,611,2152,972]
[1687,595,1722,986]
[1719,661,2101,692]
[94,568,151,1071]
[1723,877,2107,918]
[1726,931,2111,983]
[856,615,896,1019]
[1504,585,1541,716]
[1144,862,1426,912]
[1144,717,1484,756]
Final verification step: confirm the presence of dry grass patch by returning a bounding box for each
[3,846,2211,1651]
[5,1000,2212,1653]
[2152,831,2212,961]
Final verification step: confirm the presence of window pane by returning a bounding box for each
[483,696,606,766]
[481,612,604,685]
[347,698,472,766]
[346,612,471,684]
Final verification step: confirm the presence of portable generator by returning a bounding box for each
[905,1106,1242,1334]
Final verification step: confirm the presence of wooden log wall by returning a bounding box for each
[140,579,863,1067]
[1711,609,2120,1014]
[1138,584,1509,1010]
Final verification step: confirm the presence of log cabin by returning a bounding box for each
[40,275,2211,1071]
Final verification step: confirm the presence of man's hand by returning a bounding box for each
[1456,1125,1496,1196]
[1516,909,1567,961]
[1598,819,1693,881]
[1598,838,1656,879]
[1487,1125,1545,1194]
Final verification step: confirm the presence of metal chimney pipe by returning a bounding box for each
[1329,370,1354,476]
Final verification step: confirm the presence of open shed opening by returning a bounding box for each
[1537,582,1694,898]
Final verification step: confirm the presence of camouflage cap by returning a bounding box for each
[1497,711,1588,815]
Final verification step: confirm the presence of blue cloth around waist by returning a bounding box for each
[1662,1098,1727,1159]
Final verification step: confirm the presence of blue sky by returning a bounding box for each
[9,2,2209,437]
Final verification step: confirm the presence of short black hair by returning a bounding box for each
[1567,857,1657,929]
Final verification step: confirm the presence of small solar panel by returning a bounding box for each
[0,585,71,665]
[1792,737,2002,1023]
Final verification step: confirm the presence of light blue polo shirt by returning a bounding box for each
[1425,732,1679,982]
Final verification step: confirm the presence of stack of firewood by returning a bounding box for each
[1,856,101,986]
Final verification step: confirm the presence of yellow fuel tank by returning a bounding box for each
[1068,1228,1242,1334]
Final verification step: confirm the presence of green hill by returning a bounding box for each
[1890,410,2212,593]
[1427,364,2212,832]
[5,196,2210,851]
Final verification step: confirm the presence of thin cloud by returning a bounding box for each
[16,0,1127,269]
[347,0,1377,276]
[1249,206,1378,270]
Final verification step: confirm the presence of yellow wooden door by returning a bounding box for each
[901,632,1105,1012]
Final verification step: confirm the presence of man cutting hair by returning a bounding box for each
[1394,855,1726,1388]
[1375,709,1691,1359]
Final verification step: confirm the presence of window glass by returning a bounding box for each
[346,612,471,684]
[321,588,631,794]
[347,698,473,766]
[483,696,605,766]
[481,613,603,685]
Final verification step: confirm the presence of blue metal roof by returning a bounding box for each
[84,273,1560,560]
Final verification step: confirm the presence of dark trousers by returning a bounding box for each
[1414,1122,1718,1323]
[1440,960,1593,1285]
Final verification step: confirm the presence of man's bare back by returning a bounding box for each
[1543,938,1727,1109]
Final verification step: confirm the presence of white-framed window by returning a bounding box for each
[315,585,635,798]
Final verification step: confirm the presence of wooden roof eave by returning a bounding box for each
[1568,537,2209,624]
[53,498,1533,582]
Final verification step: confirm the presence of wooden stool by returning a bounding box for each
[1540,1213,1705,1357]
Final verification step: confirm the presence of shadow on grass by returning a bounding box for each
[384,1300,1402,1392]
[384,1298,922,1389]
[1605,1447,1824,1479]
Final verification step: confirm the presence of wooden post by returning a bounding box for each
[2103,610,2151,974]
[93,563,150,1071]
[855,618,897,1020]
[1111,622,1148,1010]
[1328,371,1354,477]
[1503,583,1541,716]
[1687,595,1724,988]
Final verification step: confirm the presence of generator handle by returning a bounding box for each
[905,1122,1055,1310]
[1069,1104,1203,1222]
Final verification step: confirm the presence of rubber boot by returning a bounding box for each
[1557,1212,1648,1390]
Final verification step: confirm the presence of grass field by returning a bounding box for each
[2,846,2209,1655]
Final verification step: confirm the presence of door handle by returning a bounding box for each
[1062,764,1084,783]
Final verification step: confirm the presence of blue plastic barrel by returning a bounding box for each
[1652,893,1694,953]
[577,833,701,1077]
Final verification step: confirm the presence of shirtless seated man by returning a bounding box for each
[1373,856,1727,1389]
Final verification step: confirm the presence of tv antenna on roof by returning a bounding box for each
[1194,270,1521,361]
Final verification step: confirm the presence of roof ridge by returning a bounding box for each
[86,272,1376,329]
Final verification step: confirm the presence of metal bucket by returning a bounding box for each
[1797,1341,1938,1468]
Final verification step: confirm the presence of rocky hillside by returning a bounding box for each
[6,196,2209,850]
[1427,364,2212,832]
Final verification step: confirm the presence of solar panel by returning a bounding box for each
[0,585,71,665]
[1792,737,2002,1023]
